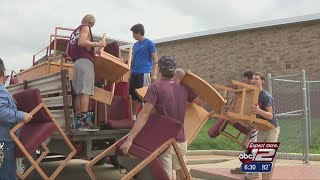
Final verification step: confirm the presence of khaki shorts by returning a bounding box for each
[158,141,187,178]
[72,58,94,96]
[257,127,280,142]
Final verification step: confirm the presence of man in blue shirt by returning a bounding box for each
[129,23,158,121]
[0,58,33,180]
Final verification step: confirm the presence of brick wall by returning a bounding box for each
[155,21,320,86]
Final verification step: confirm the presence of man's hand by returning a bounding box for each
[120,139,132,155]
[151,76,157,83]
[23,112,33,124]
[96,41,106,47]
[252,104,261,115]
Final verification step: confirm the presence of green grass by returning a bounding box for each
[189,119,320,154]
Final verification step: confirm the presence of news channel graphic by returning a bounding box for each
[239,142,280,173]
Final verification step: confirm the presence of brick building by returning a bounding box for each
[153,14,320,85]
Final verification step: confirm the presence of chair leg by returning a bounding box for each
[43,105,76,179]
[86,135,128,180]
[16,143,50,180]
[11,133,49,179]
[172,141,192,180]
[121,139,174,180]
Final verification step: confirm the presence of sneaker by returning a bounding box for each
[245,173,259,179]
[76,113,99,132]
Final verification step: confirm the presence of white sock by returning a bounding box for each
[132,115,136,121]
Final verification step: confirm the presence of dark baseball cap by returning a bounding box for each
[158,55,176,72]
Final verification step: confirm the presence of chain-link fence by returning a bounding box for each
[306,81,320,155]
[268,70,319,164]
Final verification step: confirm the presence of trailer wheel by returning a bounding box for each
[109,155,120,168]
[16,152,38,178]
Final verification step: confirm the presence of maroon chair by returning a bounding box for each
[105,82,129,96]
[86,114,191,180]
[106,95,134,129]
[208,118,252,148]
[10,88,76,180]
[104,41,120,58]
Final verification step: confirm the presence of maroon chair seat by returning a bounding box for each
[105,82,129,96]
[106,95,133,129]
[208,118,226,138]
[13,89,58,157]
[49,38,69,52]
[104,41,120,58]
[16,122,57,158]
[107,119,134,129]
[116,114,182,179]
[233,122,251,134]
[208,119,251,138]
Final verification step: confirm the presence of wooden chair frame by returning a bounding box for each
[10,102,76,180]
[213,80,276,131]
[85,136,191,180]
[94,33,133,83]
[218,120,253,148]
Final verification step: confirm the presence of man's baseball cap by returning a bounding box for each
[158,55,176,72]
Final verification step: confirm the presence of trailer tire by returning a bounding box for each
[109,155,120,168]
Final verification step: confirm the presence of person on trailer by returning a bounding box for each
[129,23,158,122]
[0,58,33,179]
[68,14,106,131]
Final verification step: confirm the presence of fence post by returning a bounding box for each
[267,73,272,96]
[306,82,312,145]
[301,69,309,164]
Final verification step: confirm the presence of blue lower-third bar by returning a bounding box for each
[241,162,273,173]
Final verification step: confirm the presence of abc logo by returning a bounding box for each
[239,150,253,164]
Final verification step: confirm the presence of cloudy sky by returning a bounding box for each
[1,0,320,73]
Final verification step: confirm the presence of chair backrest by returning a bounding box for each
[13,88,51,123]
[116,114,181,180]
[132,114,182,152]
[49,38,69,52]
[105,82,129,96]
[208,119,227,138]
[184,103,210,146]
[107,96,131,120]
[180,72,226,112]
[104,41,120,58]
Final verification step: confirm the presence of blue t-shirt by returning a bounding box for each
[257,90,279,128]
[132,38,157,74]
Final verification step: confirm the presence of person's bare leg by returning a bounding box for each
[176,169,185,180]
[74,95,81,114]
[265,161,275,180]
[80,94,90,112]
[132,100,139,119]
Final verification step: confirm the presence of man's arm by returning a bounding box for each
[78,26,105,48]
[252,105,273,120]
[0,97,27,124]
[151,52,158,81]
[192,97,204,106]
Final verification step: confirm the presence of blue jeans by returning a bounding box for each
[0,142,16,180]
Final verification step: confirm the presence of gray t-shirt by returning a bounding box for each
[257,90,279,128]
